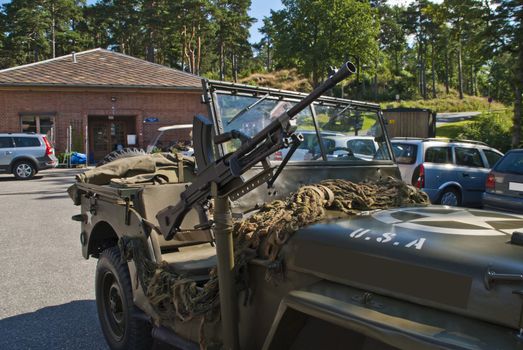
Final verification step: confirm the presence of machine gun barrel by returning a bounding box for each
[156,62,356,240]
[232,61,357,158]
[287,62,357,118]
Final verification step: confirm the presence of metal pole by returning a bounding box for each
[68,125,72,168]
[212,182,239,350]
[85,124,89,166]
[66,126,69,168]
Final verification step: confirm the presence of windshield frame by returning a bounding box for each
[204,79,394,164]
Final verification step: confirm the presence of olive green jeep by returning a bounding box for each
[70,64,523,350]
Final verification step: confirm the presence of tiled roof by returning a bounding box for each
[0,48,202,90]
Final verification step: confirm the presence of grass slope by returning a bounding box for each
[382,95,506,113]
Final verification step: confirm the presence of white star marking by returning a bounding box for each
[373,207,523,236]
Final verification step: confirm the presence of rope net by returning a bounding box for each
[120,177,429,344]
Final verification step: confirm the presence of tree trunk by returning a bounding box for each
[196,32,201,76]
[444,49,450,94]
[51,4,56,58]
[219,41,225,81]
[395,51,400,75]
[181,26,187,71]
[431,41,436,98]
[232,49,238,83]
[418,41,423,96]
[267,44,271,71]
[421,43,427,100]
[457,42,464,99]
[474,67,478,96]
[373,57,378,100]
[471,65,476,96]
[146,31,155,63]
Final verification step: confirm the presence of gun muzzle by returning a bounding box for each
[286,61,356,119]
[328,61,357,88]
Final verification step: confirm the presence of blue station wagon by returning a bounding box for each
[391,138,503,207]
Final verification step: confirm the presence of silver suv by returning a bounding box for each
[0,133,58,179]
[391,138,503,206]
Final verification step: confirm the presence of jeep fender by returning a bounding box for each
[80,196,147,259]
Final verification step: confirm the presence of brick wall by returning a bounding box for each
[0,88,207,155]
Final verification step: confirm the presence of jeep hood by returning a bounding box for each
[285,206,523,330]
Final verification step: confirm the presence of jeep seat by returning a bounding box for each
[135,183,216,277]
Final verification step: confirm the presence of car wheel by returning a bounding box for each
[96,246,153,350]
[13,161,35,180]
[439,188,461,206]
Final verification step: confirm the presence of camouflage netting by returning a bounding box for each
[119,177,429,346]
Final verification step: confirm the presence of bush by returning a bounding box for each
[459,111,512,152]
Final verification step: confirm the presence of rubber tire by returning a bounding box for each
[12,160,36,180]
[95,246,153,350]
[439,187,461,207]
[96,148,146,167]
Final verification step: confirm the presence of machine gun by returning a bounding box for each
[156,62,356,240]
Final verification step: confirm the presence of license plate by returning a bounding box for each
[509,182,523,192]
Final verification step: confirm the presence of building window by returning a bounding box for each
[20,115,55,142]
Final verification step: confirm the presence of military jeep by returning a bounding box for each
[70,64,523,350]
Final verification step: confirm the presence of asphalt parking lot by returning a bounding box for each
[0,168,107,349]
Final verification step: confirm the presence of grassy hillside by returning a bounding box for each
[382,95,506,113]
[239,69,312,92]
[437,119,477,138]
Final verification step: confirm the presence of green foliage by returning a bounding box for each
[57,152,71,164]
[459,112,513,152]
[436,119,474,139]
[0,0,87,67]
[270,0,379,86]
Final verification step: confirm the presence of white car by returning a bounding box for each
[273,131,379,161]
[146,124,194,156]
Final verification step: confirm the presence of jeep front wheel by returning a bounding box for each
[96,246,152,350]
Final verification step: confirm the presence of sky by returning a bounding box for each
[248,0,283,43]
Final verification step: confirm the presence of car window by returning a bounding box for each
[392,143,418,164]
[347,139,376,156]
[0,136,13,148]
[483,149,502,168]
[13,136,40,147]
[495,152,523,175]
[425,146,451,164]
[455,147,485,168]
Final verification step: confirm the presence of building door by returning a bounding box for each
[89,119,129,162]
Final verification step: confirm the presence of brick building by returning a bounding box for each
[0,48,206,162]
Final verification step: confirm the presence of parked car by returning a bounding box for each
[273,130,379,161]
[391,137,503,206]
[0,133,57,179]
[483,149,523,213]
[146,124,194,157]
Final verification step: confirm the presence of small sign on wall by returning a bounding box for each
[127,134,137,145]
[144,117,159,123]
